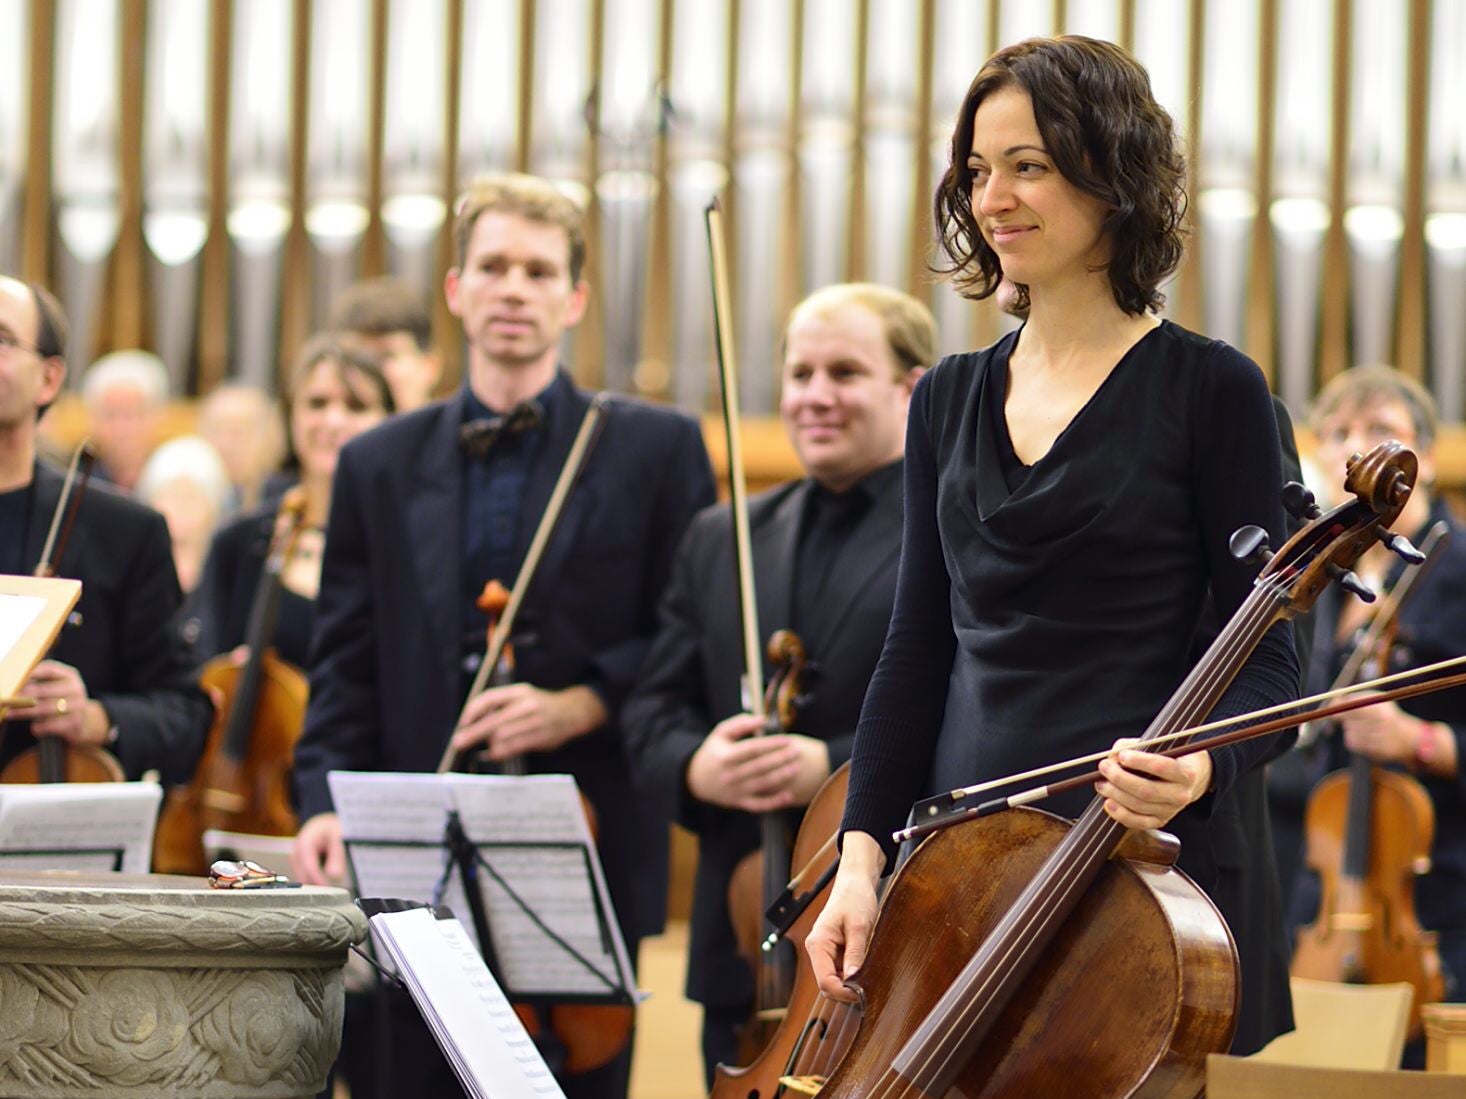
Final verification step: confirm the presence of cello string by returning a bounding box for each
[902,574,1290,1089]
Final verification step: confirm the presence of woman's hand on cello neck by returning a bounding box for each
[1095,737,1214,831]
[806,830,886,1003]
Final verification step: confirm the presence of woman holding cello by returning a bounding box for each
[1290,365,1466,1051]
[806,33,1302,1073]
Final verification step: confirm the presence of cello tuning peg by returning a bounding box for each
[1281,482,1321,520]
[1327,563,1376,603]
[1228,525,1272,566]
[1377,529,1427,565]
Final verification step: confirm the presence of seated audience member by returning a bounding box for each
[81,349,170,493]
[135,435,234,594]
[198,383,288,511]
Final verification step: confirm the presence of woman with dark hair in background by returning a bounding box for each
[805,35,1300,1055]
[191,335,395,666]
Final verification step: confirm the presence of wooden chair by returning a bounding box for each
[1208,1054,1466,1098]
[1250,978,1413,1071]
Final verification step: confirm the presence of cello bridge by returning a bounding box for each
[778,1075,826,1097]
[1329,912,1375,932]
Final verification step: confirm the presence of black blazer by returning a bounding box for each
[190,506,316,668]
[292,379,716,943]
[0,462,212,784]
[623,468,904,1006]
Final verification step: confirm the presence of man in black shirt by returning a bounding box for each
[0,275,210,781]
[623,283,936,1083]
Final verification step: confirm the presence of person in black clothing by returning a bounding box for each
[1283,366,1466,1016]
[805,36,1300,1057]
[190,336,395,667]
[623,283,934,1083]
[0,275,211,783]
[289,173,716,1099]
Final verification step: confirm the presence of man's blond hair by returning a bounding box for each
[786,283,937,378]
[453,173,587,283]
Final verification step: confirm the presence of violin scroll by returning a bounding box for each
[764,629,810,732]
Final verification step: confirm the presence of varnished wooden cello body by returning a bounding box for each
[810,445,1425,1099]
[714,761,858,1099]
[153,491,311,874]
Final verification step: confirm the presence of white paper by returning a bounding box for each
[0,592,46,667]
[0,782,162,873]
[330,770,636,1001]
[373,907,566,1099]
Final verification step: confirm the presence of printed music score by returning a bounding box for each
[371,906,565,1099]
[0,782,162,872]
[331,770,637,1001]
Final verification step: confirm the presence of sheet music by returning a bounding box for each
[331,770,636,1001]
[0,593,46,667]
[330,772,475,951]
[372,907,565,1099]
[445,773,636,999]
[0,782,162,873]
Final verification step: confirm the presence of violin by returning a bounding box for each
[810,445,1425,1099]
[714,761,859,1099]
[1291,521,1448,1039]
[153,490,311,874]
[2,441,126,785]
[726,629,813,1061]
[469,578,634,1077]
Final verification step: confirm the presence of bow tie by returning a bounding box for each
[460,400,544,460]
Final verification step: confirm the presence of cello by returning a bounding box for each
[808,445,1425,1099]
[714,760,859,1099]
[153,489,311,874]
[1291,521,1449,1038]
[2,441,125,784]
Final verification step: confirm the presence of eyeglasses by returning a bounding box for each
[0,330,44,356]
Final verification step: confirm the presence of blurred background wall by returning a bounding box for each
[3,0,1465,431]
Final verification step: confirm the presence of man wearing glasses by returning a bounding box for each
[0,275,210,782]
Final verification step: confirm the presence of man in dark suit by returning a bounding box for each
[0,276,210,782]
[623,283,936,1083]
[290,173,715,1099]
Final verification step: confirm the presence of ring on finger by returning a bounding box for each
[54,698,69,716]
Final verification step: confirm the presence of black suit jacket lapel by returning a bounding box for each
[511,380,594,604]
[406,404,466,694]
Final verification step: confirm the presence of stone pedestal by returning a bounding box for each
[0,870,366,1098]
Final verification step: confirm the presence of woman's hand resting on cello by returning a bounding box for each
[806,739,1214,1002]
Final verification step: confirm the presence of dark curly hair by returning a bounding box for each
[933,36,1187,316]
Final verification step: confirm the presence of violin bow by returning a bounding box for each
[1294,518,1449,747]
[706,199,767,722]
[34,439,96,578]
[435,393,610,774]
[896,652,1466,843]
